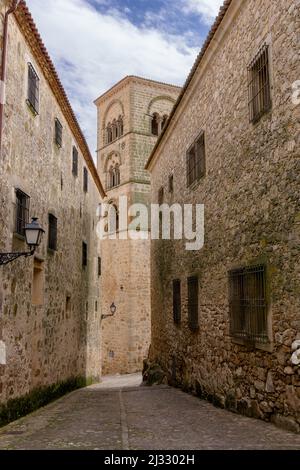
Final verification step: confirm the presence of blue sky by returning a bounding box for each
[26,0,223,156]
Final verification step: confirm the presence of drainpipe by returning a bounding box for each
[0,0,20,155]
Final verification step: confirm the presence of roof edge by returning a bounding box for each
[14,1,106,198]
[145,0,233,171]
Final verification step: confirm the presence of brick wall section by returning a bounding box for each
[148,0,300,432]
[95,77,180,374]
[0,8,102,404]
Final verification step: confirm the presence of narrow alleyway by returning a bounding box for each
[0,374,299,450]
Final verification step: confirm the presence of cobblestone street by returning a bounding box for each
[0,374,299,450]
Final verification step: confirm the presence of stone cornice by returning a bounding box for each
[94,75,181,106]
[14,1,106,198]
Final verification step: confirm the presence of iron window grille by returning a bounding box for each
[15,189,30,237]
[72,147,78,176]
[173,279,181,324]
[188,276,199,331]
[27,63,39,115]
[55,119,63,148]
[83,167,88,193]
[248,44,272,123]
[228,265,269,344]
[82,242,88,268]
[48,214,58,251]
[186,132,206,188]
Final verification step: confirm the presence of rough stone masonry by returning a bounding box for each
[147,0,300,433]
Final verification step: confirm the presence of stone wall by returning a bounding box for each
[148,0,300,432]
[95,77,180,374]
[0,7,102,407]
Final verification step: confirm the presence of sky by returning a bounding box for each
[26,0,224,157]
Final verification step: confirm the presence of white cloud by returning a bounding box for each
[26,0,199,158]
[182,0,224,23]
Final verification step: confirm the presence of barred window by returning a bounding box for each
[186,132,205,188]
[82,242,88,268]
[72,146,78,177]
[55,119,62,148]
[98,257,101,277]
[173,279,181,324]
[48,214,57,251]
[229,265,269,344]
[188,276,199,331]
[27,63,39,115]
[83,167,88,193]
[248,44,272,123]
[15,189,30,236]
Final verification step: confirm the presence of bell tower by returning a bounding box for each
[95,76,180,374]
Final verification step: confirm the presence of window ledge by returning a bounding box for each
[13,232,26,242]
[47,248,57,255]
[231,337,274,353]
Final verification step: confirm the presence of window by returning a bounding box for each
[106,123,112,144]
[117,116,124,137]
[168,174,174,193]
[66,296,71,313]
[15,189,30,237]
[188,276,199,331]
[248,44,271,123]
[27,63,39,115]
[48,214,57,251]
[82,242,87,268]
[72,146,78,177]
[98,257,101,277]
[55,119,62,148]
[151,113,159,136]
[158,186,164,205]
[83,167,88,193]
[186,132,206,188]
[32,259,44,306]
[112,119,118,140]
[229,265,268,344]
[173,280,181,324]
[108,164,120,189]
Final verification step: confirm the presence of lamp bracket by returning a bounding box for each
[0,249,35,266]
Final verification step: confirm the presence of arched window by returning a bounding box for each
[151,113,159,136]
[115,164,120,186]
[112,119,118,141]
[117,116,124,137]
[106,123,112,144]
[161,115,168,130]
[107,164,120,190]
[108,204,119,233]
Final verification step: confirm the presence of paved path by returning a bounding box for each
[0,374,299,450]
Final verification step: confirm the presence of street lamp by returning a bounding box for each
[0,218,45,266]
[101,302,117,320]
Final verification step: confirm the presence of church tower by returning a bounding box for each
[95,76,180,374]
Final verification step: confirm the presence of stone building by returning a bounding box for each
[95,76,180,374]
[0,0,105,416]
[146,0,300,432]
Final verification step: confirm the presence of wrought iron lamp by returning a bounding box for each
[101,302,117,320]
[0,218,45,266]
